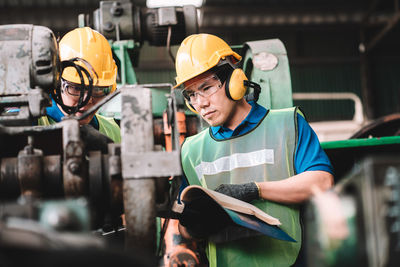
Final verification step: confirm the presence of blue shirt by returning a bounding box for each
[46,98,99,129]
[211,101,334,175]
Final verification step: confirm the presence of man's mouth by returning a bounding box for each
[201,110,215,118]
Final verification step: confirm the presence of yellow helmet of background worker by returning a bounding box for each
[59,27,117,92]
[174,33,242,88]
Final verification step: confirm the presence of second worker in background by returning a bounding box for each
[38,27,121,143]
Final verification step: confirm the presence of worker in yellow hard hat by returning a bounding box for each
[37,27,120,143]
[175,33,334,267]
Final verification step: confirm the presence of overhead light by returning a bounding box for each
[146,0,204,8]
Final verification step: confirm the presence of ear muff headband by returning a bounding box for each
[185,99,198,114]
[54,59,93,115]
[224,68,248,101]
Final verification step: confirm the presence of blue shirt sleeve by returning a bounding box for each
[177,175,189,204]
[295,114,334,175]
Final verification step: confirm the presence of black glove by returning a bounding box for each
[80,124,113,153]
[214,182,260,203]
[179,195,231,239]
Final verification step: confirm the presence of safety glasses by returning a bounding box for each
[61,79,112,98]
[182,75,223,104]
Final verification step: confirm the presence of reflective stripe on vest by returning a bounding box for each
[194,148,274,181]
[181,107,302,267]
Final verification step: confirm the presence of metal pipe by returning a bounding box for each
[292,92,365,124]
[74,90,121,122]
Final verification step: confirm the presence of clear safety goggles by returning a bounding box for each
[182,75,223,104]
[61,79,112,98]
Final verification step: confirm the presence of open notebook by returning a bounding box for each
[178,185,296,243]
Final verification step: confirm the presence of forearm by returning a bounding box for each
[258,170,333,204]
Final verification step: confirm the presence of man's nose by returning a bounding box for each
[195,93,209,107]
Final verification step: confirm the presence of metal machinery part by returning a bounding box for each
[161,219,202,267]
[120,84,182,253]
[350,113,400,139]
[0,24,59,126]
[0,84,183,253]
[0,1,200,264]
[241,39,293,110]
[86,1,199,120]
[0,21,184,267]
[304,154,400,267]
[90,1,198,45]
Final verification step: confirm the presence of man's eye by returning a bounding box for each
[188,92,195,98]
[202,86,211,92]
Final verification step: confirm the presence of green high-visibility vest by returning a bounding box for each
[37,114,121,143]
[181,107,302,267]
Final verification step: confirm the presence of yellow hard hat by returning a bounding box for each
[174,33,241,88]
[59,27,117,92]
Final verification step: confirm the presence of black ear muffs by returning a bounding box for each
[224,68,248,101]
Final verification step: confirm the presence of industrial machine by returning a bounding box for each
[304,153,400,267]
[0,1,196,264]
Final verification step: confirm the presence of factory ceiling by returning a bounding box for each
[0,0,396,36]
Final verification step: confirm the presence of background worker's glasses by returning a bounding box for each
[61,79,112,98]
[182,75,223,104]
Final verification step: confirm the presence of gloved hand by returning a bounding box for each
[179,195,231,239]
[214,182,260,203]
[80,124,113,153]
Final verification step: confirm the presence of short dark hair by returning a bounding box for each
[211,63,234,84]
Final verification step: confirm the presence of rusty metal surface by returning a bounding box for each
[153,118,165,146]
[122,151,181,178]
[0,155,63,200]
[162,219,201,267]
[62,119,86,197]
[0,25,57,125]
[0,90,51,126]
[121,85,154,154]
[120,85,156,252]
[0,25,32,95]
[27,89,51,119]
[94,1,138,41]
[0,123,62,135]
[123,179,156,251]
[0,157,20,199]
[108,143,121,177]
[107,143,123,217]
[88,151,103,201]
[42,155,63,197]
[88,151,104,226]
[17,140,43,197]
[110,177,123,216]
[0,25,58,94]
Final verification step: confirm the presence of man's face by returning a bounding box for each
[184,71,236,127]
[59,79,111,125]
